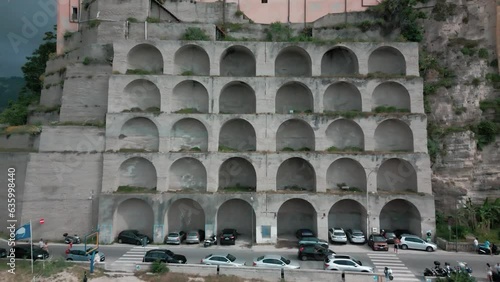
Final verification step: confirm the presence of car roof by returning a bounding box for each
[147,249,171,253]
[208,253,230,257]
[261,254,283,260]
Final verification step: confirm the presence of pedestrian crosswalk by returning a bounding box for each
[109,246,151,267]
[367,252,420,282]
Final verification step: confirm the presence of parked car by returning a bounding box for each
[298,244,335,261]
[295,228,315,239]
[253,255,300,269]
[201,254,246,266]
[66,247,105,262]
[220,228,238,245]
[164,231,186,245]
[324,256,372,272]
[346,229,366,244]
[117,230,151,245]
[298,237,329,248]
[367,234,389,251]
[381,230,397,244]
[399,235,437,252]
[327,254,362,266]
[0,248,6,258]
[12,244,49,261]
[198,229,206,241]
[328,228,347,244]
[186,230,201,244]
[143,249,187,264]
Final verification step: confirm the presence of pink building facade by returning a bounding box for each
[57,0,79,54]
[199,0,380,23]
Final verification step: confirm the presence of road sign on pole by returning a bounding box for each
[39,218,45,224]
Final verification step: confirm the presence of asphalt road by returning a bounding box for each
[1,239,495,281]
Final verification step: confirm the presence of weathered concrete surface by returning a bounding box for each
[38,126,105,152]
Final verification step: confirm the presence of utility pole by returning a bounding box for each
[222,0,226,25]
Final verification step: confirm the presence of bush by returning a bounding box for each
[88,19,101,28]
[265,22,292,42]
[461,47,476,56]
[432,0,457,21]
[127,17,138,23]
[82,57,91,65]
[146,17,160,23]
[475,120,498,150]
[181,27,209,41]
[150,260,169,274]
[478,48,489,59]
[235,10,244,17]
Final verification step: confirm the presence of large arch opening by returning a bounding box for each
[114,198,154,239]
[127,44,163,74]
[325,119,364,151]
[119,157,157,191]
[172,80,209,113]
[275,82,313,114]
[166,199,205,235]
[217,199,256,243]
[323,82,362,112]
[119,117,159,151]
[328,200,367,235]
[219,81,256,114]
[276,158,316,192]
[169,158,207,192]
[218,157,256,192]
[374,119,413,152]
[123,79,161,112]
[326,158,366,192]
[377,158,417,193]
[171,118,208,152]
[372,82,411,112]
[321,47,359,76]
[275,46,312,77]
[277,199,317,238]
[174,44,210,75]
[220,45,256,76]
[368,46,406,75]
[276,119,315,151]
[380,199,421,236]
[219,119,256,151]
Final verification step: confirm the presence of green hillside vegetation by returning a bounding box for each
[0,77,25,111]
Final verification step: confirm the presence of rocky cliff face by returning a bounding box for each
[420,0,500,213]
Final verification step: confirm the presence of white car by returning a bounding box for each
[346,229,366,244]
[329,228,347,244]
[399,235,437,252]
[201,254,246,266]
[324,257,373,272]
[253,255,300,269]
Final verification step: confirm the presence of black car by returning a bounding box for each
[298,244,335,261]
[295,228,315,239]
[143,249,187,264]
[381,230,397,244]
[117,230,151,245]
[13,244,49,261]
[0,248,6,258]
[394,229,413,238]
[198,229,206,241]
[63,233,81,244]
[220,228,238,245]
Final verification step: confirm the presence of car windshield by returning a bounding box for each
[188,232,197,236]
[257,256,264,261]
[334,232,345,236]
[165,250,174,256]
[281,257,291,264]
[226,254,236,262]
[386,232,395,237]
[168,233,178,237]
[353,232,364,236]
[205,254,212,258]
[373,236,386,242]
[130,230,139,235]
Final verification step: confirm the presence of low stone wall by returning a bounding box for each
[106,263,385,281]
[0,134,39,151]
[436,237,475,252]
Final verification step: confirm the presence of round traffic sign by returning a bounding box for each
[39,218,45,224]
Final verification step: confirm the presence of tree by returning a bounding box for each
[0,27,56,125]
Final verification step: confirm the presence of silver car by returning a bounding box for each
[329,228,347,244]
[201,254,246,266]
[253,255,300,269]
[164,231,186,245]
[346,229,366,244]
[324,257,373,272]
[185,230,200,244]
[399,235,437,252]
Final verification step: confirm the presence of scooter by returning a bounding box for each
[384,267,394,280]
[478,243,499,255]
[63,233,81,244]
[424,261,448,277]
[203,235,217,247]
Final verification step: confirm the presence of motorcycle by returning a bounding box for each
[63,233,81,244]
[424,261,448,277]
[478,243,499,255]
[203,235,217,248]
[384,267,394,281]
[455,261,473,277]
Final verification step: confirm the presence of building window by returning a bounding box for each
[261,225,271,238]
[71,7,78,22]
[262,0,268,3]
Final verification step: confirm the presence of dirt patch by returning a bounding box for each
[137,273,265,282]
[275,239,297,249]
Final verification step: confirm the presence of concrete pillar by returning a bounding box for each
[316,212,329,241]
[255,210,278,244]
[206,158,218,193]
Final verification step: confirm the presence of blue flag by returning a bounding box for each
[15,223,31,240]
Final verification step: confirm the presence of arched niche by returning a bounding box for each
[325,119,364,151]
[374,119,413,152]
[321,47,359,76]
[220,45,256,76]
[323,82,362,112]
[219,119,256,151]
[372,82,411,112]
[174,44,210,75]
[219,81,256,114]
[275,46,312,77]
[326,158,366,191]
[218,157,256,191]
[119,157,157,190]
[127,44,163,74]
[276,157,316,192]
[171,118,208,152]
[119,117,159,151]
[368,46,406,75]
[276,119,315,151]
[169,157,207,192]
[172,80,209,113]
[114,198,154,239]
[275,82,313,114]
[123,79,161,112]
[377,158,417,193]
